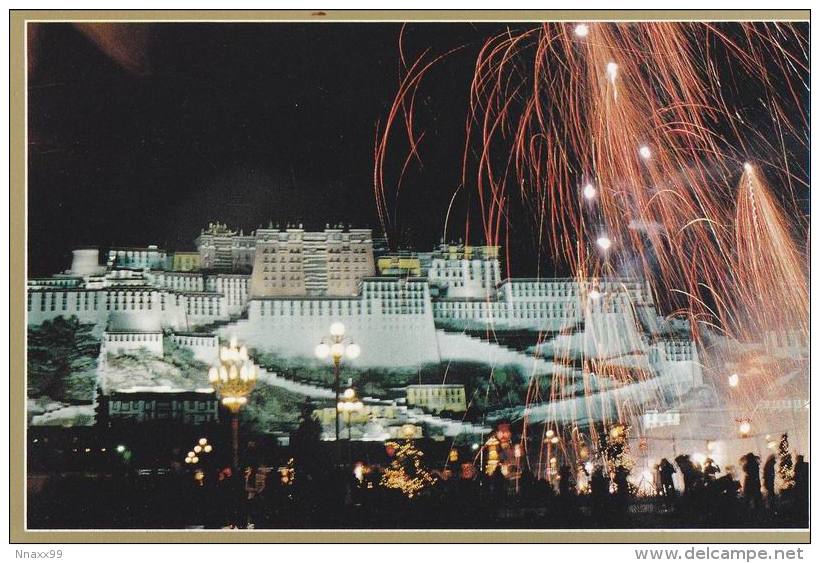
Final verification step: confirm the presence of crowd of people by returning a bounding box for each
[28,437,809,530]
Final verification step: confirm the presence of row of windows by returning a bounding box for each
[106,333,161,342]
[110,400,215,412]
[409,388,464,397]
[258,301,364,315]
[173,336,217,347]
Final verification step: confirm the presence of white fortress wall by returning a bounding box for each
[217,296,441,368]
[582,303,647,359]
[171,333,219,364]
[27,289,109,331]
[518,365,703,425]
[434,330,566,377]
[102,331,164,357]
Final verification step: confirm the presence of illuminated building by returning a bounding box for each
[377,254,423,277]
[250,226,375,297]
[196,222,256,272]
[107,245,167,271]
[107,390,219,424]
[169,251,201,272]
[26,223,712,432]
[405,384,467,413]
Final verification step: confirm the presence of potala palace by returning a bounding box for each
[28,223,707,436]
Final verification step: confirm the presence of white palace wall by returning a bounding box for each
[220,297,442,368]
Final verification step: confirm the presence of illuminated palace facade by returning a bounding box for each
[27,223,706,429]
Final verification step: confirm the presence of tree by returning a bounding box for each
[94,385,110,429]
[379,440,437,499]
[27,315,100,402]
[290,400,324,478]
[777,433,795,492]
[601,423,634,495]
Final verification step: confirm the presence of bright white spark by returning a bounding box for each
[574,24,589,37]
[582,183,597,200]
[639,145,652,159]
[596,236,612,251]
[606,61,618,83]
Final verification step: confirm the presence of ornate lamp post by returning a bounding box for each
[209,338,257,470]
[315,322,361,453]
[338,386,364,467]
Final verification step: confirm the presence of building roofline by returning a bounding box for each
[250,295,360,301]
[104,329,164,334]
[108,246,166,252]
[172,331,217,338]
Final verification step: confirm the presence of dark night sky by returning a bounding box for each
[28,22,505,277]
[27,22,809,278]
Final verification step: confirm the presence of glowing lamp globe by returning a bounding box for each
[329,321,346,338]
[346,342,361,359]
[314,343,330,359]
[728,373,739,387]
[330,342,345,358]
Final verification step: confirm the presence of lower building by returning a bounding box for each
[107,390,219,424]
[406,384,467,413]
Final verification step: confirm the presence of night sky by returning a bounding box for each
[27,22,504,277]
[27,22,809,278]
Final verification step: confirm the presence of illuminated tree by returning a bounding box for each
[602,423,634,495]
[380,440,437,499]
[777,433,795,492]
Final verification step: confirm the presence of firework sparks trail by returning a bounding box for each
[374,22,808,471]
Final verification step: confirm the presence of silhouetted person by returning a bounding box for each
[740,452,762,512]
[589,467,610,521]
[658,458,676,499]
[762,454,776,502]
[675,454,703,495]
[558,465,576,497]
[703,457,720,483]
[490,465,506,502]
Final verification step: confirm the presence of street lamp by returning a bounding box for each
[184,437,213,465]
[315,322,361,449]
[738,418,751,438]
[544,429,560,482]
[338,386,364,466]
[209,337,258,470]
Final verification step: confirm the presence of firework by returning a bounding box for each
[375,21,808,468]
